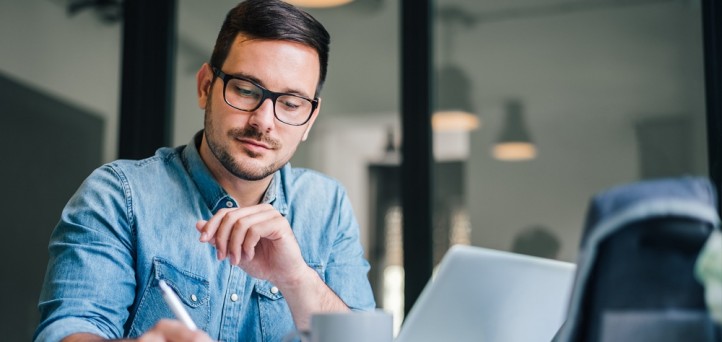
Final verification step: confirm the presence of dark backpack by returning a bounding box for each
[555,177,721,342]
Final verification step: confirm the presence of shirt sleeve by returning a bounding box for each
[324,186,376,311]
[34,164,137,341]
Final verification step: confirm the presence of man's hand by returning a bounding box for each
[196,204,309,287]
[196,203,351,330]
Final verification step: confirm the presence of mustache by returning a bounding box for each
[228,127,281,149]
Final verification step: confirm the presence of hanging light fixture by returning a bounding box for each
[285,0,354,8]
[433,5,480,133]
[433,64,480,132]
[493,99,537,161]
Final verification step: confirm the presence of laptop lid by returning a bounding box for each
[395,245,575,342]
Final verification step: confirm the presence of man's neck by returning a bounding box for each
[199,137,273,208]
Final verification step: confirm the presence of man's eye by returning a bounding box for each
[279,98,303,110]
[234,87,257,97]
[283,100,301,109]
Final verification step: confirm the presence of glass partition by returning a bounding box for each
[431,0,707,264]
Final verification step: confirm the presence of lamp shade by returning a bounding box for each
[493,100,537,161]
[433,64,480,132]
[285,0,353,8]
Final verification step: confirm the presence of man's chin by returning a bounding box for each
[226,159,277,181]
[233,172,269,182]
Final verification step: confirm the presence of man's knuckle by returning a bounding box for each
[233,219,248,231]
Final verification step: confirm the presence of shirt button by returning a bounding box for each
[270,286,279,294]
[190,294,198,302]
[230,293,239,302]
[226,201,234,208]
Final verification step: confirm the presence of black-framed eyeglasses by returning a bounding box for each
[212,66,318,126]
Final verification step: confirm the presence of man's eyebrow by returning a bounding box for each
[228,71,263,85]
[228,71,312,98]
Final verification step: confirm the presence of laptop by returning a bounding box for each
[395,245,576,342]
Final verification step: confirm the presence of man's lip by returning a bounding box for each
[238,138,271,150]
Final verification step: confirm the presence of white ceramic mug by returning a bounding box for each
[283,310,393,342]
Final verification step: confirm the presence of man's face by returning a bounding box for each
[197,35,321,181]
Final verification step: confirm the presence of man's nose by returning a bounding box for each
[248,98,276,131]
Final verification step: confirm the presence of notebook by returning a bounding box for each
[395,245,576,342]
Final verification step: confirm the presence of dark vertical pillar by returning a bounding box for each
[119,0,177,159]
[703,0,722,209]
[401,0,434,315]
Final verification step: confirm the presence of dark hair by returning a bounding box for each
[210,0,331,96]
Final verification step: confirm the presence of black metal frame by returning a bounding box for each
[118,0,177,159]
[703,0,722,210]
[400,0,434,315]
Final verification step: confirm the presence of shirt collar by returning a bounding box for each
[181,130,287,215]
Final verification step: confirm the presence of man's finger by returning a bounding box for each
[199,204,274,242]
[227,208,280,264]
[242,213,290,261]
[198,209,231,243]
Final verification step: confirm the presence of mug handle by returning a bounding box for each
[282,329,311,342]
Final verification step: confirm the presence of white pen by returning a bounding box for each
[159,279,198,331]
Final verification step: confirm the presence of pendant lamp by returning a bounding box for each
[433,64,480,132]
[433,6,480,133]
[493,99,537,161]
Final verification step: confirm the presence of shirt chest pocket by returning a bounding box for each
[128,257,210,337]
[254,279,292,341]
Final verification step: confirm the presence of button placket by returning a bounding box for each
[219,266,246,342]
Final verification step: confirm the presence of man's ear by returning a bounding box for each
[301,98,322,141]
[196,63,214,110]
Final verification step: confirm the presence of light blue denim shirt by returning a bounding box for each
[34,132,375,342]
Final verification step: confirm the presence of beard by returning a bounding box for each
[204,105,285,181]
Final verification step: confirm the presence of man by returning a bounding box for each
[34,1,375,341]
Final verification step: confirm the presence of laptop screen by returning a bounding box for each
[395,245,575,342]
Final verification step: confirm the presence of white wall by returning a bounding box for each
[461,2,706,261]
